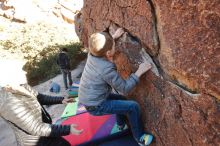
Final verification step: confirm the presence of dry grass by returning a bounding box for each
[0,19,86,85]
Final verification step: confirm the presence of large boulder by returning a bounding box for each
[154,0,220,100]
[78,0,220,146]
[79,0,158,55]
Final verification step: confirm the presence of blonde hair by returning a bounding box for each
[89,32,113,57]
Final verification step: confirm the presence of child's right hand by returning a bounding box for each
[135,62,152,77]
[70,124,83,135]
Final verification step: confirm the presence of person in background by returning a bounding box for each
[57,48,73,90]
[0,59,83,146]
[78,28,153,146]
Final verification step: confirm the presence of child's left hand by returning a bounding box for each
[62,98,75,104]
[112,28,124,39]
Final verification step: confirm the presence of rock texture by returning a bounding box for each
[78,0,220,146]
[78,0,158,55]
[154,0,220,100]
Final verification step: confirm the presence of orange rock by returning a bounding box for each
[77,0,220,145]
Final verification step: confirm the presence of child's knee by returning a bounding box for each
[129,101,140,111]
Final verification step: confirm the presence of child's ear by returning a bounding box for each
[106,51,111,57]
[105,51,113,62]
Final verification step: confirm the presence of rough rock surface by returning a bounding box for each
[78,0,157,55]
[154,0,220,99]
[78,0,220,146]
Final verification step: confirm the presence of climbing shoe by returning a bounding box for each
[117,124,127,131]
[138,134,153,146]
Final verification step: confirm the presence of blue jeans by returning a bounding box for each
[86,93,145,141]
[61,69,72,89]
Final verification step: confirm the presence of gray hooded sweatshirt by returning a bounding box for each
[78,53,139,106]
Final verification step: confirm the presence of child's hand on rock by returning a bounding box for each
[135,62,152,77]
[112,28,124,39]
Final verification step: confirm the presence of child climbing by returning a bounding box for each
[78,28,153,146]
